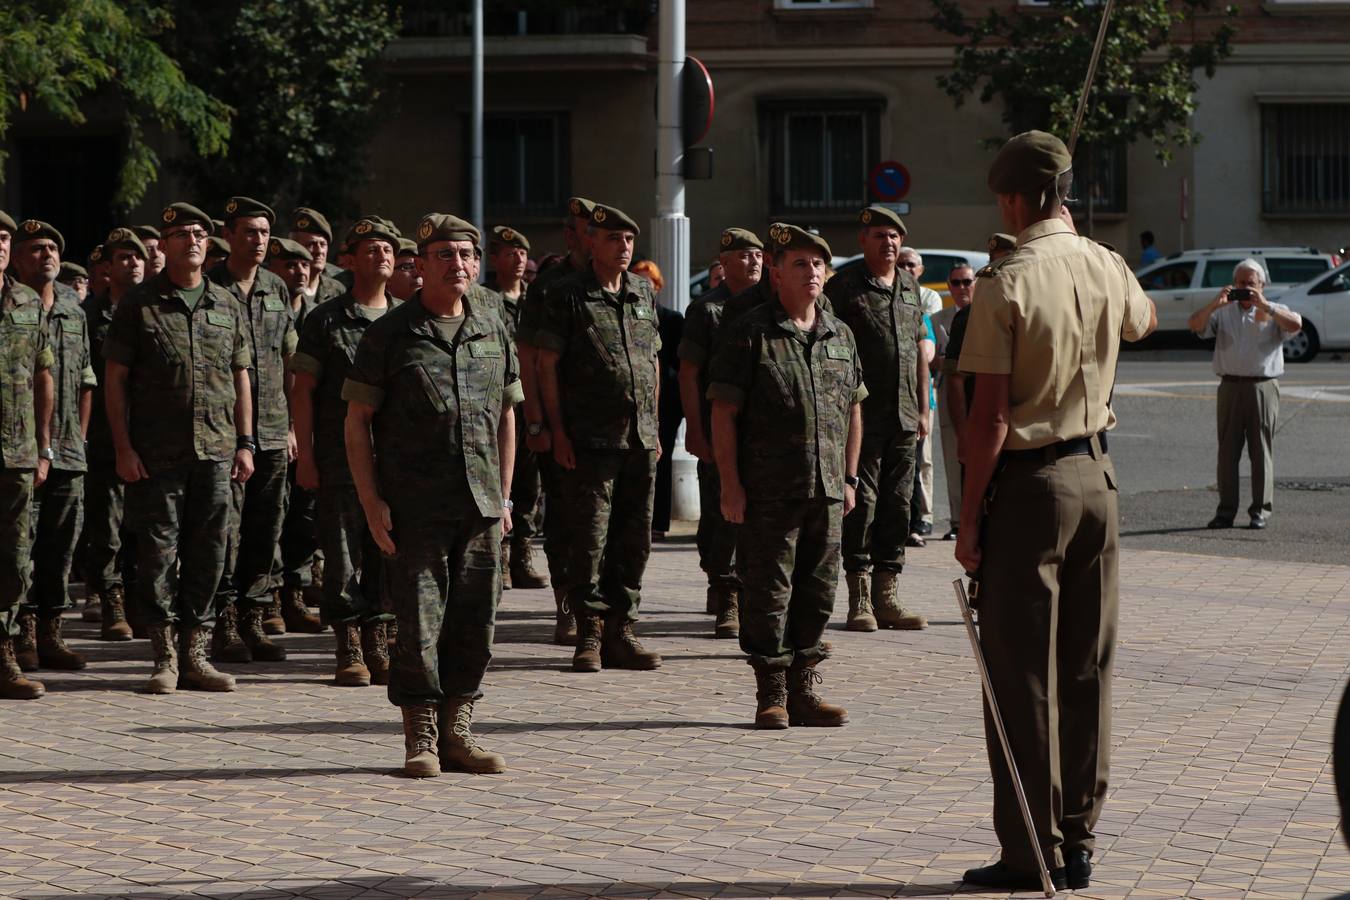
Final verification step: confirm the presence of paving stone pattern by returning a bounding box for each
[2,540,1347,899]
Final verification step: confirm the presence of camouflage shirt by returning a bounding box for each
[0,279,55,470]
[208,264,298,451]
[288,292,400,485]
[534,268,661,451]
[823,264,926,434]
[103,273,251,470]
[516,255,587,347]
[707,300,867,502]
[677,282,733,434]
[342,291,524,519]
[82,292,118,468]
[42,284,97,471]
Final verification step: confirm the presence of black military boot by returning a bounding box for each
[752,664,788,730]
[438,699,506,774]
[281,586,324,633]
[361,621,389,685]
[786,659,848,727]
[240,605,287,661]
[334,623,370,687]
[37,615,86,670]
[572,614,603,673]
[509,539,549,589]
[0,636,45,700]
[600,617,661,670]
[100,586,133,641]
[211,602,252,663]
[13,612,38,672]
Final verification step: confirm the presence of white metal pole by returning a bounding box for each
[471,0,484,276]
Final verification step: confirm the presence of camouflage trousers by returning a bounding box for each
[737,495,841,671]
[562,449,656,622]
[695,460,739,588]
[83,465,127,593]
[509,405,541,544]
[0,467,34,637]
[537,453,569,586]
[278,461,318,589]
[385,493,500,708]
[842,427,918,574]
[26,468,84,616]
[215,449,289,611]
[125,460,233,629]
[316,481,387,625]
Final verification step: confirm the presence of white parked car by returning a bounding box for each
[1275,260,1350,363]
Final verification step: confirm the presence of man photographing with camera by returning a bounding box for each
[1188,259,1302,531]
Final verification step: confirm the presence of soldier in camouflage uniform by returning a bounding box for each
[677,227,763,637]
[103,201,255,694]
[389,238,422,302]
[57,262,89,300]
[290,208,346,308]
[9,221,96,672]
[82,228,146,641]
[824,206,930,633]
[290,218,401,688]
[208,197,311,667]
[0,209,56,700]
[344,213,521,777]
[536,203,663,674]
[707,225,866,730]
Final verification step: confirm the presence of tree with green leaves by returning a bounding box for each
[0,0,231,210]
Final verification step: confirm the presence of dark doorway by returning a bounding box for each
[16,135,121,261]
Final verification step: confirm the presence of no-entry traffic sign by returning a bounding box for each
[869,161,911,202]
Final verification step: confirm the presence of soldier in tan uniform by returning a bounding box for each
[956,132,1156,892]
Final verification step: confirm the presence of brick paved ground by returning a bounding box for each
[3,537,1348,899]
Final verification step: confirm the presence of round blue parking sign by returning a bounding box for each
[869,161,911,202]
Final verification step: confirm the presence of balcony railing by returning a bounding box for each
[399,1,654,38]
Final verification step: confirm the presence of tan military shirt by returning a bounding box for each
[958,218,1153,450]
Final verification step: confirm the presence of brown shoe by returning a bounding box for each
[601,618,661,670]
[509,540,549,589]
[180,626,237,692]
[211,602,252,663]
[143,623,178,695]
[786,661,848,727]
[713,586,740,639]
[0,636,44,700]
[872,571,926,630]
[13,612,38,672]
[37,615,86,670]
[261,594,286,635]
[334,623,371,687]
[438,699,506,774]
[552,588,576,646]
[240,605,287,661]
[752,665,788,730]
[281,586,324,633]
[846,571,877,632]
[361,621,390,685]
[81,593,102,623]
[100,587,133,641]
[572,614,603,673]
[401,704,440,778]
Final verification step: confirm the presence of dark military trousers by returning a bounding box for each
[125,460,234,629]
[842,427,918,574]
[26,469,84,616]
[278,462,318,589]
[316,482,386,624]
[0,468,34,637]
[695,460,738,588]
[216,448,289,611]
[83,466,126,594]
[385,490,500,707]
[562,449,656,622]
[510,407,541,544]
[537,454,569,585]
[977,447,1119,872]
[737,495,840,671]
[1216,377,1279,521]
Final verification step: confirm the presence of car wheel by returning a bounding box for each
[1283,322,1319,363]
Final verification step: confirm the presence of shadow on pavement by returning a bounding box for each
[130,718,744,735]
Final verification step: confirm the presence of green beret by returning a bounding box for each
[766,222,789,246]
[567,196,596,219]
[160,202,212,231]
[491,226,531,252]
[15,219,65,253]
[211,219,225,236]
[343,218,401,251]
[858,206,907,236]
[414,213,480,249]
[0,210,16,234]
[367,216,401,237]
[988,130,1073,195]
[223,196,275,224]
[104,227,148,260]
[87,245,104,266]
[268,237,313,262]
[132,225,161,241]
[206,236,230,255]
[770,224,832,260]
[590,203,640,236]
[58,262,88,281]
[718,227,763,252]
[988,232,1017,254]
[290,207,333,242]
[396,237,418,256]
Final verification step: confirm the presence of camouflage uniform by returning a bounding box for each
[342,291,522,707]
[706,300,866,670]
[535,269,661,623]
[824,264,927,576]
[1,281,54,637]
[494,288,542,552]
[81,291,129,601]
[288,292,400,624]
[103,272,249,628]
[27,284,96,617]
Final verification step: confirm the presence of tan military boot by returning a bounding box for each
[552,588,575,646]
[500,539,512,591]
[281,586,324,633]
[846,571,877,632]
[81,593,102,623]
[37,615,86,670]
[510,540,549,589]
[572,614,603,673]
[600,617,662,670]
[143,622,178,695]
[240,604,287,661]
[13,612,38,672]
[0,636,45,700]
[752,665,789,730]
[334,623,371,687]
[786,660,848,727]
[212,602,252,663]
[180,626,237,692]
[401,704,441,778]
[361,621,390,685]
[261,594,286,635]
[872,570,927,630]
[714,586,740,639]
[100,586,133,641]
[438,699,506,774]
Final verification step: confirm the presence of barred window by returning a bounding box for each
[482,113,570,219]
[1067,142,1126,215]
[762,101,880,215]
[1261,103,1350,215]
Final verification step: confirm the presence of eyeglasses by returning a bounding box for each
[431,248,473,262]
[166,228,210,242]
[949,278,974,286]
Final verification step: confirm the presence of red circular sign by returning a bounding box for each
[869,161,911,202]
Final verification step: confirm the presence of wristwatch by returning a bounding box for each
[526,422,546,437]
[38,447,55,462]
[503,499,514,511]
[844,474,860,489]
[236,435,258,454]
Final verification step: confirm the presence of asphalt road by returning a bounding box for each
[930,353,1350,565]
